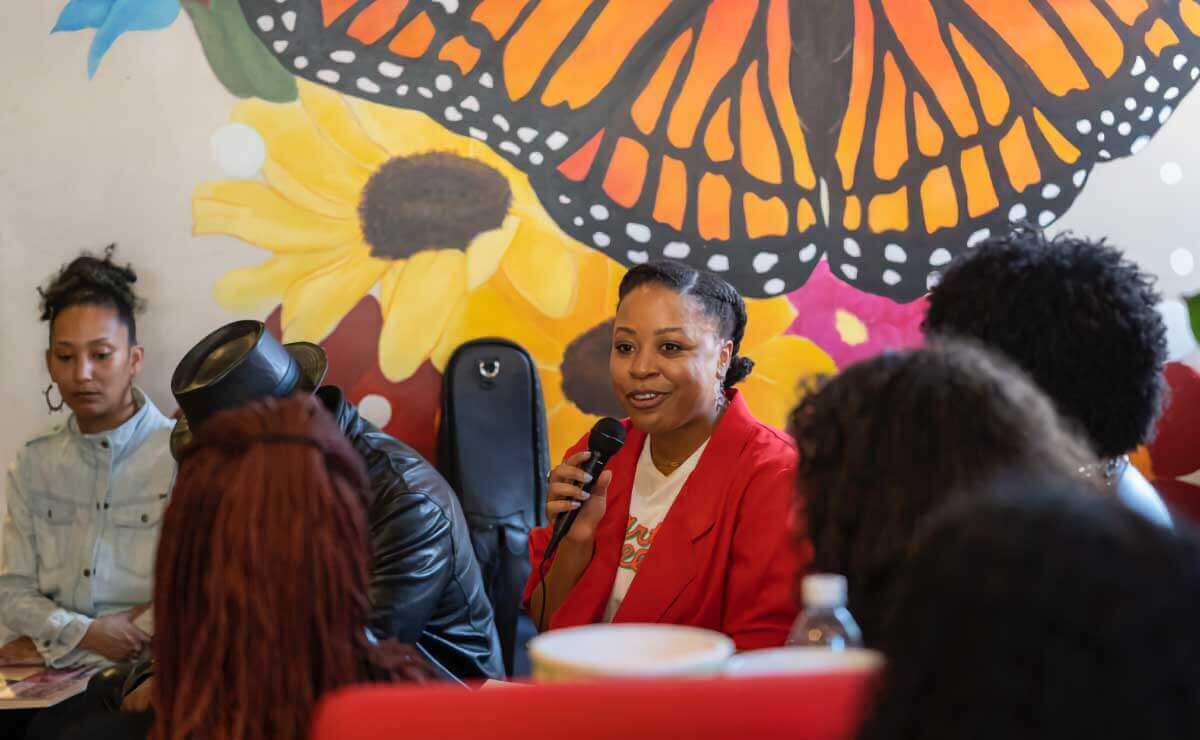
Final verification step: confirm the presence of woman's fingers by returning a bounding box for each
[548,481,591,503]
[546,499,583,517]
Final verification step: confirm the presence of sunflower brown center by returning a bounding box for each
[359,152,511,258]
[560,319,625,418]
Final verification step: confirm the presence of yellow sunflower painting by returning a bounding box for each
[194,79,581,381]
[433,249,838,463]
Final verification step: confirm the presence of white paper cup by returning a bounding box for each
[723,646,884,677]
[529,623,736,682]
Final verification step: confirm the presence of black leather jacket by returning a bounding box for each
[317,386,503,680]
[89,387,502,706]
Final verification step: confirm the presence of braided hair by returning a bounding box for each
[617,260,754,388]
[38,244,143,343]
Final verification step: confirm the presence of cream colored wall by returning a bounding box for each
[1,1,1198,522]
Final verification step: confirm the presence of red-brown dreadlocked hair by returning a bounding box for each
[151,394,417,740]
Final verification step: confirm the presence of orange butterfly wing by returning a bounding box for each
[240,0,832,296]
[830,0,1200,299]
[240,0,1200,300]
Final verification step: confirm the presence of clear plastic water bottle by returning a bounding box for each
[786,573,863,649]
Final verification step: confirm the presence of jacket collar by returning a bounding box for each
[556,390,764,626]
[316,385,366,439]
[67,387,166,461]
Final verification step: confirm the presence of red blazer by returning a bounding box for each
[523,390,805,650]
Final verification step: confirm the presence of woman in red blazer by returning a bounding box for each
[525,261,804,651]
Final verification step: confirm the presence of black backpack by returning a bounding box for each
[437,338,549,677]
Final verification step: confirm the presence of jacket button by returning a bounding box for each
[83,569,91,578]
[100,441,109,449]
[140,514,149,523]
[47,510,52,519]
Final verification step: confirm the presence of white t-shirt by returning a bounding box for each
[601,438,708,623]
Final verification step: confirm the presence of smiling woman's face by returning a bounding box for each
[609,284,732,436]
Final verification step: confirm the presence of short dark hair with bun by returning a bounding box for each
[38,244,143,343]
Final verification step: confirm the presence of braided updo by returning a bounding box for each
[617,260,754,388]
[38,244,143,343]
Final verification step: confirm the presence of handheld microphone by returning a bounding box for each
[543,417,626,559]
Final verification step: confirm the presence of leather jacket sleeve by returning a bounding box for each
[365,483,453,643]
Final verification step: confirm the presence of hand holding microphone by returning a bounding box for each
[544,418,625,558]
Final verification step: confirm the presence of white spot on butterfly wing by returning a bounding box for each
[357,78,380,94]
[281,10,296,31]
[707,254,730,272]
[1038,210,1055,226]
[479,73,494,88]
[1100,110,1115,125]
[546,132,569,150]
[1009,203,1027,221]
[798,244,818,262]
[884,244,907,263]
[294,56,309,69]
[1076,119,1093,134]
[967,228,990,247]
[752,252,779,273]
[331,50,355,63]
[1131,55,1146,76]
[316,69,340,84]
[843,238,861,257]
[929,248,952,266]
[593,232,611,247]
[840,264,859,280]
[882,270,901,286]
[460,96,480,112]
[378,62,404,78]
[1144,75,1160,93]
[257,15,275,31]
[273,40,288,53]
[663,242,691,259]
[627,250,649,264]
[764,278,786,295]
[1042,183,1060,199]
[626,223,652,243]
[590,205,609,221]
[1130,136,1150,154]
[435,74,453,92]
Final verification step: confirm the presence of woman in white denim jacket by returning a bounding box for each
[0,248,174,673]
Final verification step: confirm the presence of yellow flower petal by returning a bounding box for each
[737,335,837,430]
[298,81,389,170]
[260,159,355,220]
[379,250,466,381]
[234,98,372,206]
[281,249,389,343]
[547,394,599,466]
[741,296,799,352]
[465,215,519,291]
[213,251,346,314]
[194,181,359,252]
[346,99,473,159]
[501,221,580,318]
[431,280,563,371]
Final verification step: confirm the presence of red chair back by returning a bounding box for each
[312,672,875,740]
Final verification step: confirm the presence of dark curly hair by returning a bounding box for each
[788,341,1096,643]
[38,244,143,343]
[858,478,1200,740]
[922,224,1167,458]
[618,260,754,387]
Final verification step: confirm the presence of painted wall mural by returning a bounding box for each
[49,0,1200,464]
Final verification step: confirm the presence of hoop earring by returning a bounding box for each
[714,376,726,414]
[44,383,64,413]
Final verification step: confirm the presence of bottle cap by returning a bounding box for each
[802,573,848,608]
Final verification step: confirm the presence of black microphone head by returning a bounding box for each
[588,417,626,457]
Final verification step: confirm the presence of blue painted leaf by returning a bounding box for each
[52,0,112,32]
[86,0,181,78]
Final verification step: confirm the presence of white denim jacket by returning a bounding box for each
[0,388,174,667]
